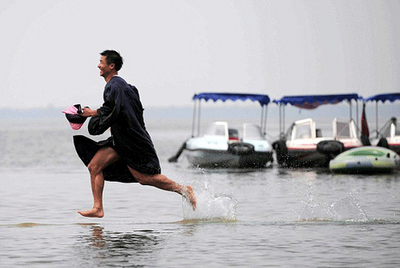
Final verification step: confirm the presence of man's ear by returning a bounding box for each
[110,63,115,70]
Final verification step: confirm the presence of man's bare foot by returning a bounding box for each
[183,186,197,211]
[77,207,104,218]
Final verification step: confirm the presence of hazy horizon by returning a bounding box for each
[1,0,400,110]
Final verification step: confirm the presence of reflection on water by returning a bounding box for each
[76,224,162,267]
[86,225,106,248]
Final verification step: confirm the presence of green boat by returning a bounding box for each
[329,146,400,174]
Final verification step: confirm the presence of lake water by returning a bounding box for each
[1,117,400,267]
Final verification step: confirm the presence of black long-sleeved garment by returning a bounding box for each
[89,76,161,175]
[74,76,160,183]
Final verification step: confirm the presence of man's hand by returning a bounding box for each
[82,107,98,117]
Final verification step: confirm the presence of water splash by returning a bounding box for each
[328,193,368,221]
[299,193,368,222]
[298,194,327,221]
[182,181,237,221]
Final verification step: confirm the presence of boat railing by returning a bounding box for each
[242,124,266,141]
[284,117,361,145]
[287,118,316,142]
[376,117,399,139]
[333,118,358,139]
[203,121,229,140]
[363,93,400,139]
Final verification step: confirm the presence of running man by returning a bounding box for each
[77,50,196,218]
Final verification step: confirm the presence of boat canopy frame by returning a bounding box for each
[191,92,271,137]
[272,93,361,138]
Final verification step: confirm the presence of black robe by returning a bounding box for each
[74,76,161,183]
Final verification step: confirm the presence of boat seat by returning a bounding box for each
[228,128,239,141]
[316,129,322,137]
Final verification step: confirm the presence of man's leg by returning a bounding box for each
[127,167,197,210]
[78,147,120,218]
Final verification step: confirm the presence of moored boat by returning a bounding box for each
[168,92,273,168]
[363,93,400,155]
[272,94,363,168]
[329,146,400,174]
[185,121,273,168]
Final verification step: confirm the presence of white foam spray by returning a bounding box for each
[299,193,368,222]
[182,180,237,222]
[328,193,368,221]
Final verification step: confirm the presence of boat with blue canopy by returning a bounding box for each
[193,92,270,106]
[363,93,400,154]
[272,93,363,168]
[273,93,360,109]
[168,92,273,168]
[363,93,400,103]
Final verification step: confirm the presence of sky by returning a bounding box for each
[1,0,399,109]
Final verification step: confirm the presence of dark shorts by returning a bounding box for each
[126,162,161,175]
[73,135,138,183]
[105,137,161,175]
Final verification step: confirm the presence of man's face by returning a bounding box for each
[98,56,114,77]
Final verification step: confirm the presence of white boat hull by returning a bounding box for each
[286,143,360,168]
[183,122,273,168]
[273,118,363,168]
[185,149,273,168]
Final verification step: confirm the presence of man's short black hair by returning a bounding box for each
[100,50,123,71]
